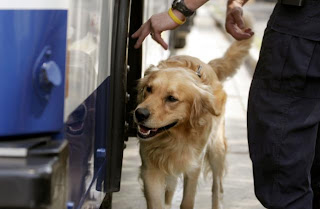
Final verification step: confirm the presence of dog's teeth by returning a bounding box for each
[138,125,151,136]
[140,130,150,136]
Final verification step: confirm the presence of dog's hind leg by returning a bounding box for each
[180,167,201,209]
[165,175,178,209]
[207,138,227,209]
[211,171,223,209]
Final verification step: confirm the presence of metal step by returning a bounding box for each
[0,139,68,209]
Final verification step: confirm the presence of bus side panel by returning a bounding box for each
[0,10,67,137]
[66,77,111,209]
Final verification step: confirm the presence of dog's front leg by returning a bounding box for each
[141,168,166,209]
[165,175,178,209]
[180,167,201,209]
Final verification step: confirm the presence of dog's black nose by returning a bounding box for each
[135,108,150,122]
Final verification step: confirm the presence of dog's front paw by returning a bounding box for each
[212,202,224,209]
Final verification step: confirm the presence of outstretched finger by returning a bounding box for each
[131,26,142,38]
[134,29,151,49]
[244,28,254,37]
[153,32,168,50]
[226,22,253,40]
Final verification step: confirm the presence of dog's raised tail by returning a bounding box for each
[208,15,253,82]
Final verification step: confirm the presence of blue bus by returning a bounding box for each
[0,0,191,208]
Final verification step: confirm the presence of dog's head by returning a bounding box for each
[134,63,226,141]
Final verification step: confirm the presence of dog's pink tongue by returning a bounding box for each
[140,126,149,133]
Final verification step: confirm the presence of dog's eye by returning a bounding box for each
[166,95,178,102]
[146,86,152,93]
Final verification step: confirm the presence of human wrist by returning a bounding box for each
[169,8,186,25]
[171,0,195,18]
[183,0,198,11]
[184,0,208,11]
[227,0,244,10]
[172,8,186,22]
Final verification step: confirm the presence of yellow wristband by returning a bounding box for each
[168,8,186,25]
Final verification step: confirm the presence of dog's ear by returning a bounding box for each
[137,65,159,103]
[144,65,158,76]
[137,77,147,103]
[190,85,226,127]
[137,65,157,103]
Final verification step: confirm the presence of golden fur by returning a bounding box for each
[135,33,252,209]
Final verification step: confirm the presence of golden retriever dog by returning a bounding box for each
[134,30,252,209]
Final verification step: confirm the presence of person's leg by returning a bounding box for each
[312,129,320,209]
[247,87,320,209]
[246,17,320,207]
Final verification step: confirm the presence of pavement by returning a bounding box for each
[112,3,275,209]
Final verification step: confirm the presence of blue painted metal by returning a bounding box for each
[96,148,106,158]
[66,77,111,208]
[0,10,67,137]
[67,202,75,209]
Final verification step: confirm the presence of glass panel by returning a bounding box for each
[65,0,113,119]
[65,0,114,208]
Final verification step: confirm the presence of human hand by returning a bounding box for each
[225,2,254,40]
[132,11,184,50]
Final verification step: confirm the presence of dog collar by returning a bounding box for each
[196,65,202,78]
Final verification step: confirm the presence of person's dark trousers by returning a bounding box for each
[247,25,320,209]
[312,137,320,209]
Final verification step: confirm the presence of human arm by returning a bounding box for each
[225,0,254,40]
[132,0,209,50]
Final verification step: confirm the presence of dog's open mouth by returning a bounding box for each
[137,121,178,139]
